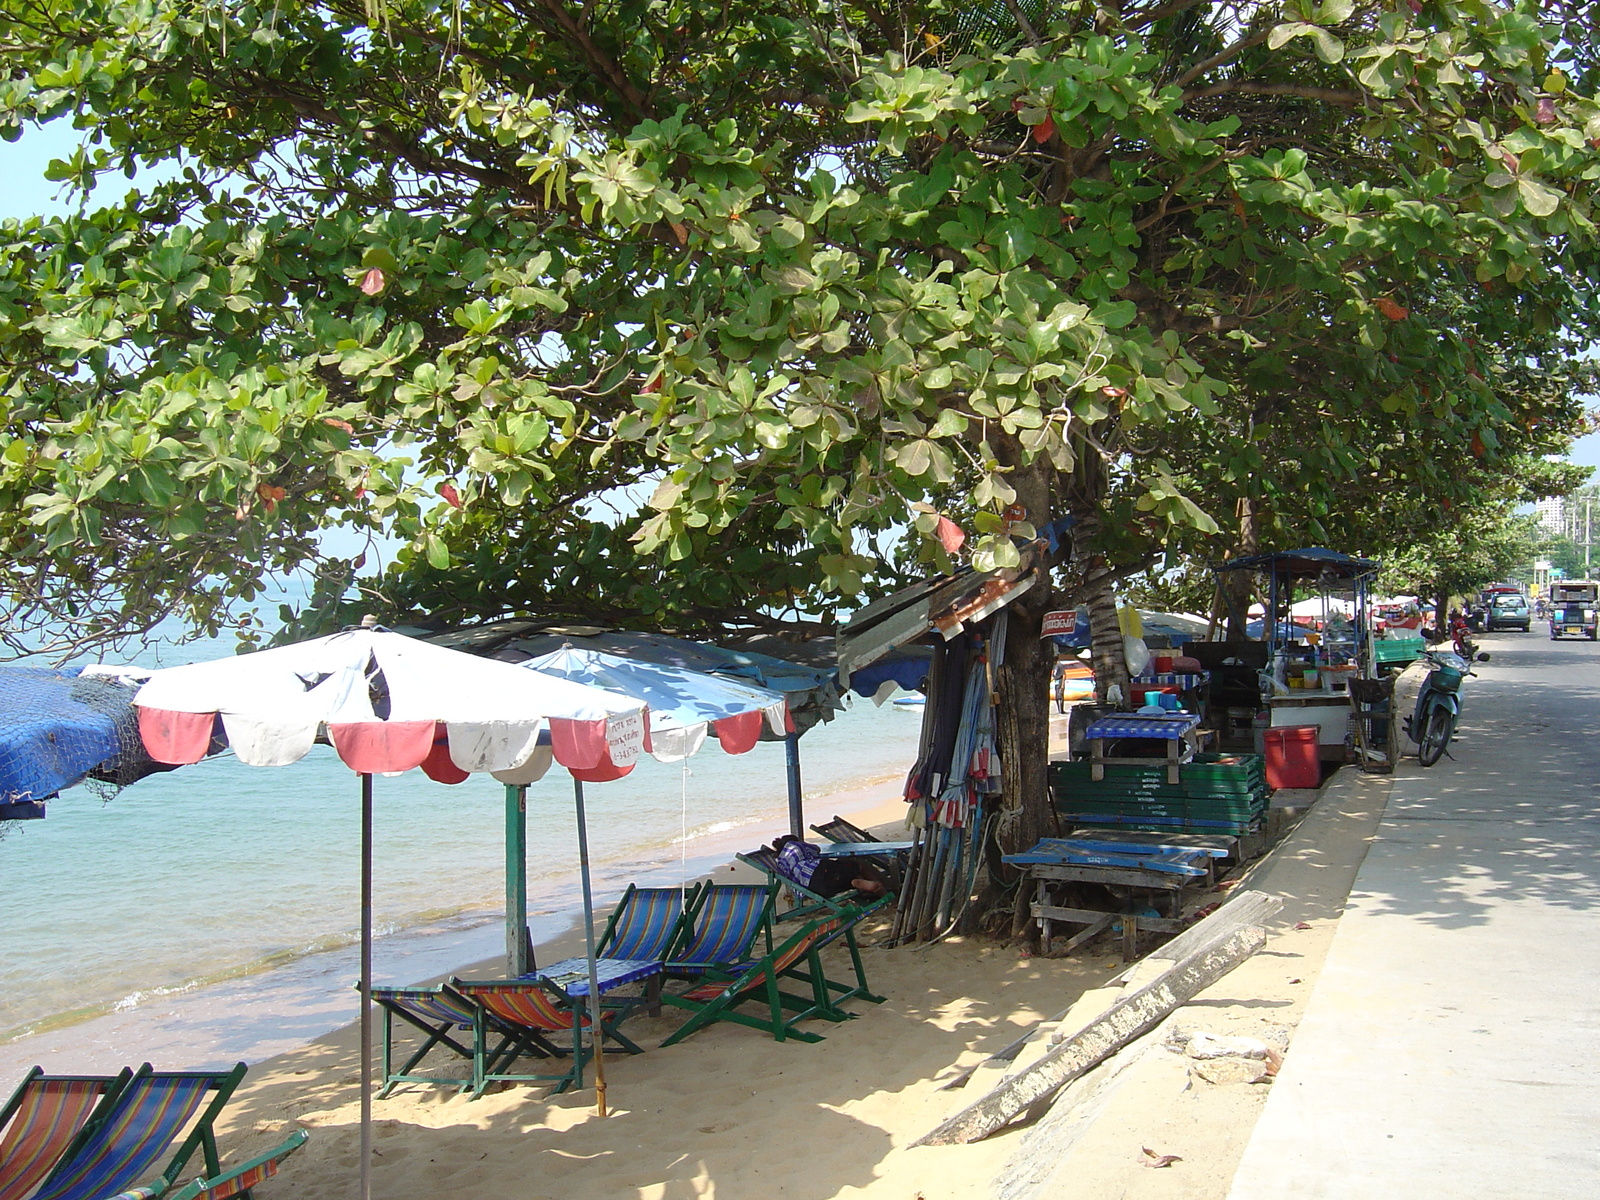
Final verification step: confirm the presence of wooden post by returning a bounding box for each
[916,923,1269,1145]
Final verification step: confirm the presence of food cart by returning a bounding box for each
[1217,548,1380,762]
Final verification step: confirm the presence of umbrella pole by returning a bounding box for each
[784,731,804,839]
[505,784,531,977]
[572,780,607,1117]
[359,772,373,1200]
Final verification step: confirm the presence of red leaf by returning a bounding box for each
[935,516,966,554]
[1294,921,1312,930]
[1101,385,1128,398]
[642,374,662,394]
[1142,1148,1182,1168]
[323,418,354,433]
[1498,146,1520,174]
[1471,430,1486,459]
[359,267,387,296]
[1536,96,1557,125]
[1406,0,1421,11]
[1376,297,1409,320]
[1032,114,1056,144]
[256,483,286,512]
[669,222,689,246]
[438,482,462,509]
[1010,97,1025,113]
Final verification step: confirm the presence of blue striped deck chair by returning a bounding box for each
[596,884,699,962]
[369,984,486,1096]
[28,1062,247,1200]
[666,882,776,977]
[166,1129,308,1200]
[0,1067,131,1200]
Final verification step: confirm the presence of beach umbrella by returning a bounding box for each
[132,628,648,1200]
[486,646,790,1105]
[464,628,839,836]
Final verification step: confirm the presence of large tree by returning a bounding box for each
[4,1,1600,904]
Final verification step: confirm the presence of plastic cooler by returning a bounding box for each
[1263,725,1320,789]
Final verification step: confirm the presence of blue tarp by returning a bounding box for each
[0,666,124,807]
[522,646,787,737]
[493,630,844,735]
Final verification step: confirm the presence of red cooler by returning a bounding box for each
[1263,725,1320,789]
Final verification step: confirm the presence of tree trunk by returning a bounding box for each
[1083,561,1130,706]
[1223,497,1260,640]
[979,439,1057,936]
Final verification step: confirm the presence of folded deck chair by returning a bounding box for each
[596,884,699,961]
[450,978,643,1099]
[665,882,776,977]
[658,901,885,1047]
[0,1067,131,1200]
[368,984,483,1096]
[166,1129,308,1200]
[28,1062,247,1200]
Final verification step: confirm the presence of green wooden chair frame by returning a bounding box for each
[365,983,486,1097]
[450,978,643,1098]
[658,899,886,1047]
[166,1129,308,1200]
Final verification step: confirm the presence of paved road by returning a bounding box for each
[1228,629,1600,1198]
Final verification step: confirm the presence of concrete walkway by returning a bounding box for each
[1228,634,1600,1198]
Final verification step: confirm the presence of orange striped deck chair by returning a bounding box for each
[659,899,885,1046]
[167,1129,308,1200]
[450,979,643,1099]
[0,1067,129,1200]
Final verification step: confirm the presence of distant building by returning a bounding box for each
[1535,495,1567,534]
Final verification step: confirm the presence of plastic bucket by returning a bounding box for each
[1263,725,1320,789]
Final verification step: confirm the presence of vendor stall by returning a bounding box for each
[1217,548,1380,762]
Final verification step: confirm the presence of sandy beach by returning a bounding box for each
[182,782,1101,1200]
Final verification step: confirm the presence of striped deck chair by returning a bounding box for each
[28,1062,247,1200]
[369,984,488,1097]
[0,1067,130,1200]
[166,1129,308,1200]
[658,902,882,1047]
[666,882,776,977]
[596,884,699,961]
[450,979,643,1099]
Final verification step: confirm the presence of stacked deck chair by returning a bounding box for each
[664,882,776,979]
[449,978,645,1099]
[21,1062,247,1200]
[659,898,888,1047]
[166,1129,308,1200]
[0,1067,131,1200]
[368,984,481,1097]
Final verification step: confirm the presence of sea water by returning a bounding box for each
[0,616,924,1073]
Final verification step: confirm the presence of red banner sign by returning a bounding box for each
[1041,609,1079,637]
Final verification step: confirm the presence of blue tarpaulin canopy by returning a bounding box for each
[521,646,790,762]
[0,666,148,818]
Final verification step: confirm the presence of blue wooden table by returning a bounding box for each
[533,956,662,999]
[1084,712,1205,784]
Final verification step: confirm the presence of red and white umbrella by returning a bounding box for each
[133,628,648,1200]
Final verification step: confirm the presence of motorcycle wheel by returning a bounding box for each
[1418,706,1454,767]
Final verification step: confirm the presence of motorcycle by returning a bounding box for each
[1394,645,1488,767]
[1449,612,1481,660]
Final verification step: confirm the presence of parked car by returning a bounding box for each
[1485,593,1531,632]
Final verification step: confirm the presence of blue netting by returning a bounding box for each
[0,667,148,819]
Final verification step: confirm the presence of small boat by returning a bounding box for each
[892,694,927,708]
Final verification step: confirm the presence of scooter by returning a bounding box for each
[1449,612,1481,660]
[1393,646,1488,766]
